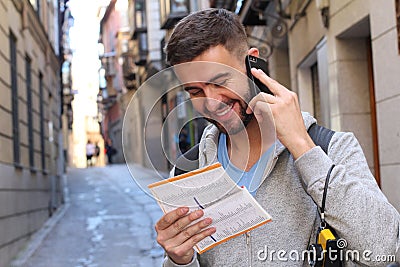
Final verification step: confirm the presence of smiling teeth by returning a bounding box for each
[216,104,233,116]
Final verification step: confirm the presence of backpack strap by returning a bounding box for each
[174,123,335,176]
[307,123,335,154]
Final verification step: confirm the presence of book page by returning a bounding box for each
[148,163,272,254]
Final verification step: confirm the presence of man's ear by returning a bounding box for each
[248,47,259,57]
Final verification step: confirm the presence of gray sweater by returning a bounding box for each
[164,113,400,266]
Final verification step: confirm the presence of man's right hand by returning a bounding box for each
[155,207,216,265]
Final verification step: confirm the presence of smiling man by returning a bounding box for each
[155,8,400,267]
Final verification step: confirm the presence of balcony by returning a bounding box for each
[97,88,117,110]
[134,49,147,66]
[62,60,74,105]
[240,0,271,25]
[133,32,148,66]
[121,52,137,90]
[160,0,190,29]
[101,52,116,77]
[209,0,236,10]
[211,0,272,26]
[132,0,147,39]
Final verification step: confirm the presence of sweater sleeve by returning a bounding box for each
[295,132,400,266]
[163,252,200,267]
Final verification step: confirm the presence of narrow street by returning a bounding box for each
[17,164,165,267]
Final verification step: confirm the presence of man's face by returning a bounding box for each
[174,45,254,135]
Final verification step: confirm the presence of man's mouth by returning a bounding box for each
[204,99,254,134]
[215,102,234,117]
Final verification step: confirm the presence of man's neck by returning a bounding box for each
[226,119,264,171]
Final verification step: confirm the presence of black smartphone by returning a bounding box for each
[245,55,273,96]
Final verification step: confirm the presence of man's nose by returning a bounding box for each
[203,85,225,112]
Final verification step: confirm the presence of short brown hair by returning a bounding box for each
[166,8,249,65]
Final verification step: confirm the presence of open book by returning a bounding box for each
[148,163,272,254]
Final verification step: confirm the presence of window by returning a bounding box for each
[160,0,190,29]
[310,63,322,123]
[138,32,148,52]
[396,0,400,53]
[135,0,147,30]
[161,37,167,68]
[298,38,330,127]
[26,56,35,169]
[134,32,148,65]
[10,31,20,166]
[37,0,41,18]
[39,73,46,172]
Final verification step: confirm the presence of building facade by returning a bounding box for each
[280,0,400,211]
[0,0,64,266]
[98,0,131,165]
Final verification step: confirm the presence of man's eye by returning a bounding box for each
[187,89,202,96]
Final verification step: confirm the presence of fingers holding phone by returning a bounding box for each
[245,55,273,96]
[248,68,315,159]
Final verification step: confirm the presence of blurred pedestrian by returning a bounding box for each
[105,139,116,164]
[92,142,100,166]
[85,140,95,167]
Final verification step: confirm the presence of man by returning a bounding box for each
[155,8,400,266]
